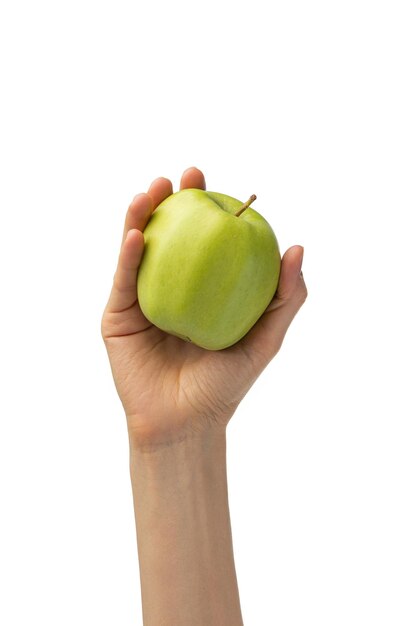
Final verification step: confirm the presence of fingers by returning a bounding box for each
[240,245,307,363]
[121,193,153,249]
[106,167,206,329]
[107,229,145,314]
[147,177,173,211]
[103,228,153,337]
[122,168,204,247]
[180,166,206,190]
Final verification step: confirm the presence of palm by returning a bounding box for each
[109,327,262,432]
[102,168,307,447]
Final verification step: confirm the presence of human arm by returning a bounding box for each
[101,167,307,624]
[130,432,242,625]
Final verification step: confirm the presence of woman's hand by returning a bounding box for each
[101,167,307,449]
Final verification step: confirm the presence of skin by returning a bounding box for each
[101,167,307,625]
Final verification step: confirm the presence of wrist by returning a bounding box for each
[129,427,227,486]
[127,415,228,455]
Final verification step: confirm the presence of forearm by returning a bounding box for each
[129,430,243,626]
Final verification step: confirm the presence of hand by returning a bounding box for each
[101,167,307,449]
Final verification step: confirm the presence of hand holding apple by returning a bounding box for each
[101,168,307,449]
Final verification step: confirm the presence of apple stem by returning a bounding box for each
[235,194,257,217]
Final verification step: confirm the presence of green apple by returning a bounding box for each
[137,188,280,350]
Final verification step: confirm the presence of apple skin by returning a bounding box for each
[137,188,281,350]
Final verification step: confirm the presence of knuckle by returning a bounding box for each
[101,311,112,341]
[297,275,308,303]
[100,316,108,341]
[300,283,308,302]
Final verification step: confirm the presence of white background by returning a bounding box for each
[0,0,417,624]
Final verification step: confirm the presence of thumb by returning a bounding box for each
[240,245,307,363]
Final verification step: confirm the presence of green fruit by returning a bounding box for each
[137,188,280,350]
